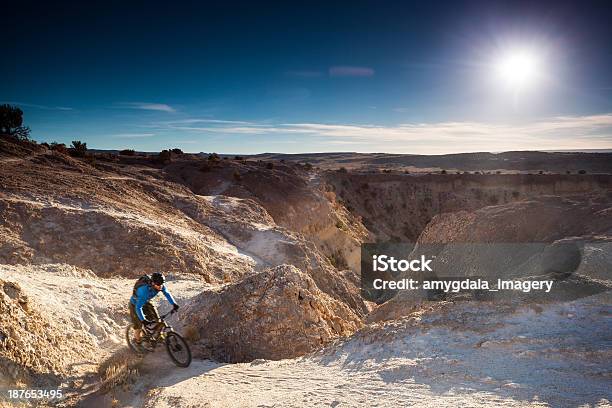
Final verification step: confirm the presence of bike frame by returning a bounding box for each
[146,310,176,345]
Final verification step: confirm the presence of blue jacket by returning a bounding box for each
[130,284,177,321]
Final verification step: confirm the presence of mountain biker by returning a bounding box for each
[129,272,179,347]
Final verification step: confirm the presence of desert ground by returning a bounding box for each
[1,136,610,407]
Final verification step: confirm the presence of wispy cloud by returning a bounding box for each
[3,101,73,111]
[329,66,375,77]
[116,102,176,112]
[151,113,612,154]
[174,119,254,125]
[111,133,155,138]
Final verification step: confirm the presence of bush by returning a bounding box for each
[0,104,31,140]
[119,149,135,156]
[50,142,68,154]
[158,149,171,164]
[171,148,183,154]
[208,153,220,162]
[303,162,313,171]
[233,170,242,181]
[337,167,347,173]
[578,169,587,174]
[440,169,447,174]
[69,140,87,157]
[266,162,274,170]
[234,155,244,161]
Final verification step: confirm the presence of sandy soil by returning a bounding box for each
[85,293,611,408]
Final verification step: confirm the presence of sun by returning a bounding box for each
[494,49,540,90]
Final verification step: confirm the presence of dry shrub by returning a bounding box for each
[97,348,143,393]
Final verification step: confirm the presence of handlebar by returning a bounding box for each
[159,309,177,320]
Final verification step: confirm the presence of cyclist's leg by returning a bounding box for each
[142,302,160,336]
[129,302,144,342]
[143,302,159,321]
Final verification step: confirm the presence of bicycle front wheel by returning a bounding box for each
[165,331,192,367]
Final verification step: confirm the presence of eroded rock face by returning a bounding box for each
[181,265,363,363]
[326,172,612,242]
[0,146,368,316]
[164,160,369,274]
[371,194,612,321]
[0,278,96,387]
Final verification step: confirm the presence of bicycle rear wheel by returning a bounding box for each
[165,331,192,367]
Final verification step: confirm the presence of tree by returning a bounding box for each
[0,104,31,140]
[70,140,87,157]
[171,148,183,154]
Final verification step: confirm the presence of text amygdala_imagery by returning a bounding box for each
[372,277,553,293]
[360,242,586,303]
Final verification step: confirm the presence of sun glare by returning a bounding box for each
[495,49,540,90]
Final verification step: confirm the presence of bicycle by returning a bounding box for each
[126,309,192,367]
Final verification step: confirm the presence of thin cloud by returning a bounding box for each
[3,101,73,111]
[158,113,612,154]
[111,133,155,138]
[117,102,176,112]
[329,66,375,77]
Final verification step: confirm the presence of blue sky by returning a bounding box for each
[3,1,612,154]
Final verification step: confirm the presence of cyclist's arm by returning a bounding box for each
[161,285,177,306]
[135,286,149,321]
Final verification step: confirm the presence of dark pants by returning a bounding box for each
[129,301,159,329]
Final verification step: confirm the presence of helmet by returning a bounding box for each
[151,272,165,286]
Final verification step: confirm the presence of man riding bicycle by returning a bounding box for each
[129,272,179,347]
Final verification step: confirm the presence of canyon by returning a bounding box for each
[0,135,610,407]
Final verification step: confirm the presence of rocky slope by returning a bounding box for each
[164,159,368,273]
[0,141,366,315]
[0,137,368,400]
[181,264,362,362]
[0,276,96,389]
